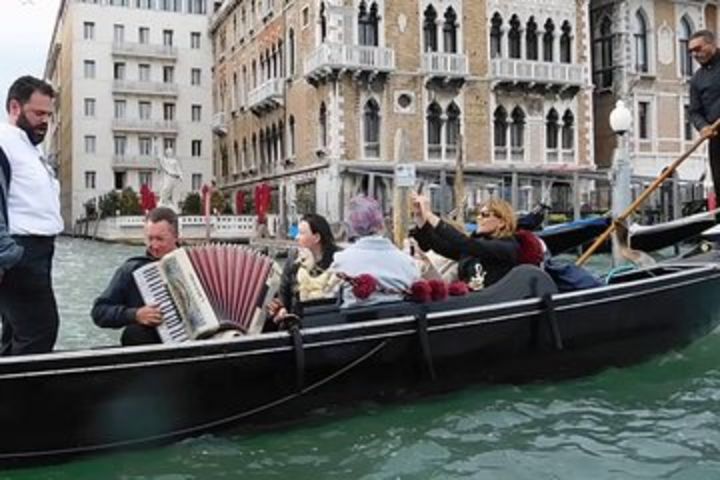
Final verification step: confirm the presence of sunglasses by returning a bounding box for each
[478,210,496,219]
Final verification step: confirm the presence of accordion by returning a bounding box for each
[133,245,281,343]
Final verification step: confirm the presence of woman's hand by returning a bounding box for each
[411,193,430,227]
[266,298,284,318]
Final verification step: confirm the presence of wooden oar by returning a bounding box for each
[576,118,720,266]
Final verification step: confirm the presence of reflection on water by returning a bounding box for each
[4,237,719,479]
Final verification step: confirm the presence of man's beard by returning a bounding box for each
[16,112,47,146]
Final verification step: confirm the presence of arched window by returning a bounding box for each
[560,21,572,63]
[358,1,379,47]
[546,108,559,150]
[319,102,328,148]
[509,15,521,59]
[288,115,296,157]
[526,17,538,61]
[543,19,555,62]
[251,134,258,172]
[427,102,443,159]
[510,107,525,161]
[242,137,248,171]
[634,11,648,73]
[271,124,279,167]
[443,7,458,53]
[320,2,327,42]
[233,140,240,173]
[363,99,380,158]
[288,29,296,76]
[423,6,438,52]
[679,16,693,77]
[446,102,461,159]
[259,130,266,173]
[493,106,508,160]
[490,13,503,58]
[562,110,574,151]
[594,16,613,88]
[266,126,273,170]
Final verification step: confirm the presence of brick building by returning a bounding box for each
[210,0,595,223]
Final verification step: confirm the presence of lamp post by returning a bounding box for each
[609,100,633,265]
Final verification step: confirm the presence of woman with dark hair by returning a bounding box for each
[267,213,340,323]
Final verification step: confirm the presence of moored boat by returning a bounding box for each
[2,261,720,466]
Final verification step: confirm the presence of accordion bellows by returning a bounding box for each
[133,244,280,343]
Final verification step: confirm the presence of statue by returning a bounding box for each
[154,137,183,212]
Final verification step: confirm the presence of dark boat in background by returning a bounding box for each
[539,209,720,255]
[2,260,720,466]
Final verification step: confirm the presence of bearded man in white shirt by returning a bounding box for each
[0,76,63,355]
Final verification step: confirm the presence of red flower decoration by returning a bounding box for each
[448,281,470,296]
[428,279,448,301]
[352,273,378,300]
[409,280,432,303]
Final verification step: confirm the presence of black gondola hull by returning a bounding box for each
[1,263,719,465]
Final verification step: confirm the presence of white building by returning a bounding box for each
[44,0,215,228]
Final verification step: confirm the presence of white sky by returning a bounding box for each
[0,0,62,120]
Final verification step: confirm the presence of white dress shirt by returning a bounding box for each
[0,123,63,235]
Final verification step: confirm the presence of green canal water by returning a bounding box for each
[2,238,720,479]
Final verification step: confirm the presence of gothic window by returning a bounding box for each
[320,2,327,42]
[490,13,503,58]
[679,16,693,77]
[634,10,649,73]
[509,15,521,59]
[288,115,296,156]
[510,107,525,161]
[560,21,572,63]
[493,106,508,160]
[319,102,328,148]
[446,102,461,159]
[526,17,538,61]
[424,6,438,52]
[594,16,614,88]
[288,29,296,75]
[562,110,575,151]
[546,109,559,150]
[259,130,266,173]
[427,102,443,159]
[443,7,458,53]
[251,134,257,170]
[543,19,555,62]
[363,99,381,158]
[359,1,379,47]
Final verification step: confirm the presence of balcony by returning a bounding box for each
[212,112,227,136]
[490,59,586,91]
[111,119,178,134]
[304,43,395,82]
[111,42,178,61]
[248,77,285,114]
[112,80,179,97]
[422,52,469,80]
[112,155,157,169]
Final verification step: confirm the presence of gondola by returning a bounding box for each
[540,209,720,255]
[2,258,720,467]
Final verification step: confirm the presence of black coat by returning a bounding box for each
[410,220,519,286]
[91,254,154,329]
[277,244,340,312]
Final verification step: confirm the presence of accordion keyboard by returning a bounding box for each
[134,263,189,343]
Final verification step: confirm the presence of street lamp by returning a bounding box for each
[609,100,633,265]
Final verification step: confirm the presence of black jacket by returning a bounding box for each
[689,52,720,130]
[410,220,519,286]
[91,254,155,329]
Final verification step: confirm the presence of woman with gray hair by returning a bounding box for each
[331,195,420,308]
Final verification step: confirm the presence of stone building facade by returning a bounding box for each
[210,0,595,223]
[591,0,718,182]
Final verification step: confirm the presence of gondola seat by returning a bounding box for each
[301,265,557,327]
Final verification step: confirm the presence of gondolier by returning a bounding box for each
[0,76,62,356]
[688,30,720,194]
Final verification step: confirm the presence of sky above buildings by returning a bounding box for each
[0,0,61,120]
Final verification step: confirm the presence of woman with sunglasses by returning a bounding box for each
[410,193,524,287]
